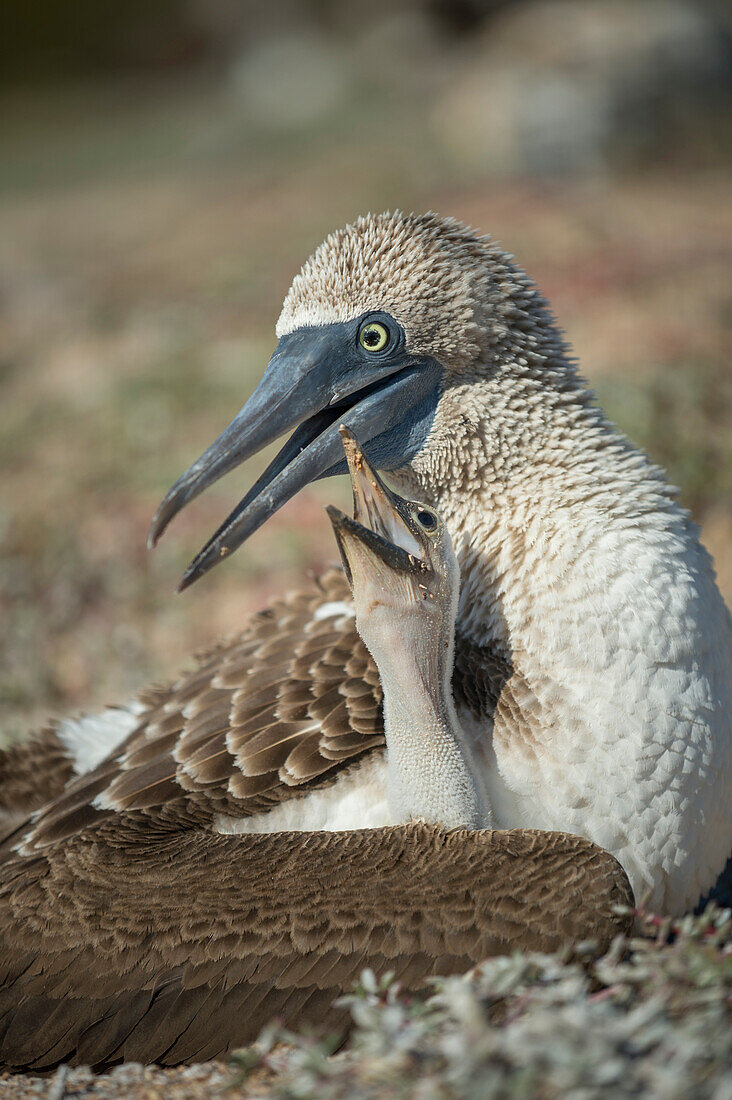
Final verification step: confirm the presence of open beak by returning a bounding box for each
[327,426,428,587]
[147,323,442,592]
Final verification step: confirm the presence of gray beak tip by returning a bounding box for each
[149,477,193,548]
[148,498,174,550]
[176,566,198,594]
[176,536,233,592]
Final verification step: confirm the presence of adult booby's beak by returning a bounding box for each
[327,426,429,587]
[148,322,442,592]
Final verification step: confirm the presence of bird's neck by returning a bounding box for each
[395,372,684,654]
[358,609,492,831]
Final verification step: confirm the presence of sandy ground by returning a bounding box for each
[0,1062,273,1099]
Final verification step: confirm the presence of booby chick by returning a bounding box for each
[2,212,730,914]
[0,434,632,1073]
[328,427,492,833]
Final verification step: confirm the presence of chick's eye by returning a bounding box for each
[414,508,438,533]
[359,321,389,353]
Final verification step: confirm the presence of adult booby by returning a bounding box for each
[2,211,730,914]
[0,436,632,1072]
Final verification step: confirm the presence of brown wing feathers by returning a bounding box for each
[0,822,633,1072]
[6,569,506,853]
[4,571,380,850]
[0,728,74,832]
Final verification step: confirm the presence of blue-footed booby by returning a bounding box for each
[1,211,730,915]
[0,434,632,1072]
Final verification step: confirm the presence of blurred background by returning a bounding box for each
[1,0,730,738]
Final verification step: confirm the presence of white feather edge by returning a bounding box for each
[56,701,146,775]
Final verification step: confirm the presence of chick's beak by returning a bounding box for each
[339,427,422,557]
[327,426,428,588]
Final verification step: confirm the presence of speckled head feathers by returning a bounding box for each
[277,211,558,373]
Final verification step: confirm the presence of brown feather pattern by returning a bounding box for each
[0,821,633,1071]
[0,728,74,833]
[2,570,510,854]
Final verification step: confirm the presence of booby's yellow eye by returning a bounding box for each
[359,322,389,353]
[412,507,439,535]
